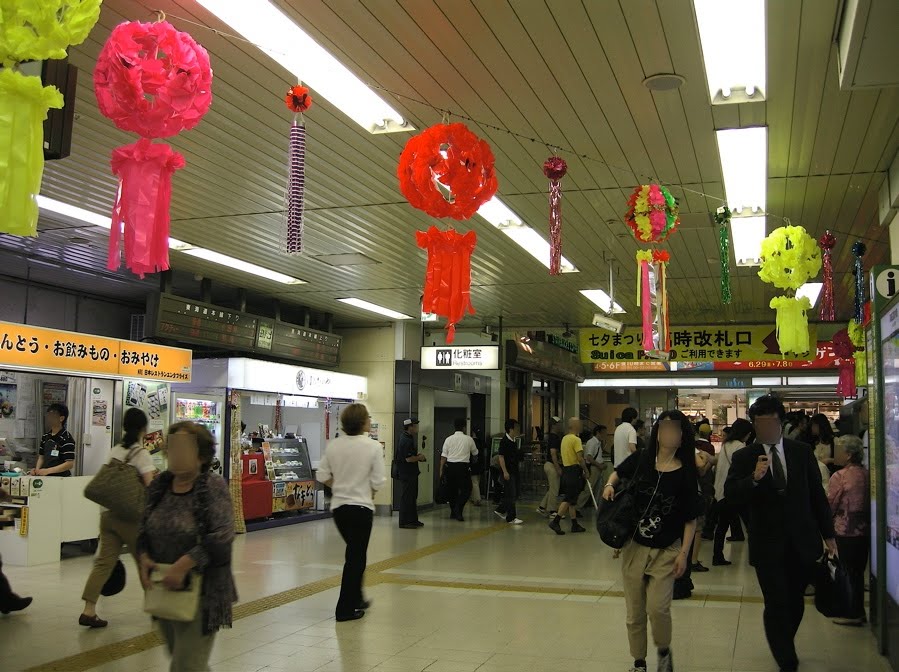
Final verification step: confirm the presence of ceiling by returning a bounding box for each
[5,0,898,330]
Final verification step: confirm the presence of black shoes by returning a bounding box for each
[691,562,710,573]
[712,557,732,566]
[78,614,108,628]
[0,595,32,614]
[727,536,745,542]
[358,599,371,610]
[570,521,586,534]
[399,524,419,529]
[414,521,424,527]
[548,516,565,535]
[336,609,365,622]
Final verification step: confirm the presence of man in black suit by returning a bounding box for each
[725,395,836,672]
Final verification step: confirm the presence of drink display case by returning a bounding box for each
[175,394,224,473]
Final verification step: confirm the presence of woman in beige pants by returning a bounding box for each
[602,410,701,672]
[80,409,155,628]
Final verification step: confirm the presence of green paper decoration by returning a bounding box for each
[715,206,732,305]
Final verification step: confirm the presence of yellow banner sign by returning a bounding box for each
[0,321,192,382]
[579,325,818,364]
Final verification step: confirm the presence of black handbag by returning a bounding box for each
[101,559,126,597]
[596,479,643,549]
[814,554,854,617]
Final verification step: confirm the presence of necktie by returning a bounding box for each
[769,445,787,494]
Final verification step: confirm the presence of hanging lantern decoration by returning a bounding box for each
[625,183,680,244]
[398,122,497,220]
[416,226,477,343]
[542,156,568,276]
[715,206,732,305]
[849,319,866,388]
[758,225,821,355]
[852,241,866,323]
[94,20,213,277]
[832,329,856,399]
[818,231,837,321]
[0,0,102,238]
[636,249,670,359]
[284,85,312,254]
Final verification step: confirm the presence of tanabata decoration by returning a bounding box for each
[543,156,567,276]
[818,231,836,321]
[625,183,680,244]
[758,225,821,355]
[636,249,670,359]
[832,329,856,399]
[849,319,866,389]
[0,0,102,238]
[715,206,732,305]
[852,241,866,323]
[398,123,497,220]
[284,85,312,254]
[94,20,212,276]
[416,226,477,343]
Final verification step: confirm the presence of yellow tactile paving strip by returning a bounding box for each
[25,523,508,672]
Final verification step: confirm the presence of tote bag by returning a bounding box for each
[83,446,146,522]
[143,563,203,622]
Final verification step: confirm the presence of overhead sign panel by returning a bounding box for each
[421,346,499,371]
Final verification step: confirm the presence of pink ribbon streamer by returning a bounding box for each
[837,361,856,398]
[641,259,652,349]
[820,247,835,321]
[286,120,305,254]
[548,178,562,275]
[108,139,185,278]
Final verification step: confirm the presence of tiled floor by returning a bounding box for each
[1,502,888,672]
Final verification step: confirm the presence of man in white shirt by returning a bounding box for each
[439,417,478,521]
[613,408,639,466]
[577,425,607,510]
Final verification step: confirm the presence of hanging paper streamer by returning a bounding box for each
[759,225,821,355]
[715,206,732,304]
[625,183,680,244]
[398,123,497,220]
[284,85,312,254]
[543,156,567,276]
[108,139,185,277]
[818,231,836,321]
[0,69,63,237]
[0,0,101,238]
[832,329,856,398]
[636,250,670,359]
[416,226,477,343]
[94,20,212,275]
[852,241,866,323]
[849,320,866,387]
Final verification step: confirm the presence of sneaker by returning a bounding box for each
[536,506,547,516]
[548,516,565,535]
[657,648,674,672]
[570,521,587,533]
[509,518,524,525]
[494,510,505,520]
[691,562,710,572]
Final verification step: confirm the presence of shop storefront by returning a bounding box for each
[0,321,192,565]
[176,358,367,530]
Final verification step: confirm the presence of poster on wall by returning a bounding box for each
[41,382,67,414]
[0,384,16,419]
[124,379,170,454]
[91,399,108,427]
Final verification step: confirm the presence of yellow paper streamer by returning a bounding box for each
[770,295,812,355]
[0,69,64,237]
[0,0,102,64]
[758,225,821,291]
[636,250,653,306]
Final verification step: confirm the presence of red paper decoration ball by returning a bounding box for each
[398,122,498,220]
[543,156,567,180]
[285,85,312,113]
[94,21,213,139]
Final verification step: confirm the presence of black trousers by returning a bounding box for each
[0,558,14,604]
[397,476,419,526]
[712,499,743,559]
[332,505,373,618]
[755,551,813,670]
[497,474,517,522]
[836,535,869,619]
[444,463,471,518]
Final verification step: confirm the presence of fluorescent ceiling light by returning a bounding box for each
[694,0,766,103]
[786,376,840,387]
[580,377,718,388]
[580,289,626,314]
[752,377,783,386]
[796,282,823,307]
[196,0,410,134]
[337,298,413,320]
[37,195,303,284]
[181,248,305,284]
[731,216,766,267]
[717,127,767,213]
[477,197,522,227]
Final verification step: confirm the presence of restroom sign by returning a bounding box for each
[421,345,499,370]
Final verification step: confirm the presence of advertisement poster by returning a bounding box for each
[41,382,67,414]
[91,400,108,427]
[283,480,316,511]
[124,380,170,454]
[0,384,16,418]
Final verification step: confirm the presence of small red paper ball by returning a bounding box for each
[818,231,836,251]
[285,85,312,113]
[397,122,498,220]
[543,156,567,180]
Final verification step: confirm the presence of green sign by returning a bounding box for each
[547,333,578,354]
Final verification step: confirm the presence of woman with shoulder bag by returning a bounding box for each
[138,422,237,672]
[79,408,155,628]
[602,410,702,672]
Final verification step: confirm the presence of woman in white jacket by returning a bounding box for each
[711,419,753,566]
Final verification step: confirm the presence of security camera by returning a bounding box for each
[592,313,624,334]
